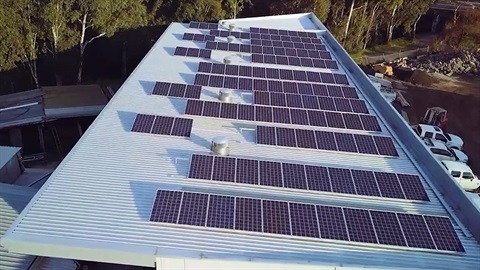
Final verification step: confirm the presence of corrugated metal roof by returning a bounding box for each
[2,13,480,269]
[0,146,20,170]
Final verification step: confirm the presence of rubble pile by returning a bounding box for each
[392,50,480,76]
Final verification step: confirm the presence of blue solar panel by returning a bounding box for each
[360,115,381,131]
[290,109,310,126]
[235,197,262,232]
[396,174,429,201]
[351,170,381,197]
[212,156,236,182]
[254,91,270,105]
[185,100,203,116]
[171,118,193,137]
[236,158,259,184]
[237,104,255,120]
[289,203,320,237]
[328,167,356,194]
[305,165,331,192]
[316,206,349,241]
[315,131,337,151]
[373,136,398,156]
[353,134,378,155]
[374,172,405,199]
[334,133,358,153]
[203,101,221,117]
[150,190,182,223]
[256,125,276,145]
[343,208,377,243]
[255,106,273,122]
[397,213,437,249]
[307,111,327,127]
[424,216,465,252]
[151,116,174,135]
[333,98,353,112]
[270,92,287,107]
[272,107,291,124]
[207,195,234,229]
[189,155,213,180]
[152,82,171,95]
[131,114,155,133]
[343,114,364,131]
[282,163,307,189]
[370,211,407,246]
[178,193,208,226]
[263,201,291,235]
[325,112,346,129]
[285,94,303,108]
[276,127,296,147]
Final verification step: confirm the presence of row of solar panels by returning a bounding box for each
[131,114,193,137]
[174,47,212,59]
[209,29,322,44]
[150,190,464,252]
[188,154,428,201]
[251,53,339,69]
[251,27,318,38]
[184,100,381,132]
[197,62,348,86]
[257,126,397,157]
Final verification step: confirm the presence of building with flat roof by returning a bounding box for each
[2,13,480,269]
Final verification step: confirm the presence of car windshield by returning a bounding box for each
[463,172,474,179]
[416,126,422,135]
[444,133,452,141]
[431,148,452,157]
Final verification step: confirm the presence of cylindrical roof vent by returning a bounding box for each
[229,24,235,31]
[211,136,229,156]
[219,89,232,103]
[223,56,233,64]
[227,35,235,43]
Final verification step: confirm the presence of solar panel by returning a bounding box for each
[188,154,213,180]
[360,115,381,131]
[351,170,381,197]
[347,101,367,115]
[185,85,202,99]
[235,197,263,232]
[254,91,270,105]
[314,131,337,151]
[177,193,208,226]
[353,134,378,155]
[131,114,155,133]
[307,111,327,127]
[396,174,429,201]
[236,158,259,184]
[152,82,171,95]
[318,97,336,111]
[276,127,296,147]
[256,125,276,145]
[294,129,316,149]
[304,165,331,192]
[286,94,303,108]
[327,85,344,97]
[171,118,193,137]
[263,200,291,235]
[281,163,307,189]
[374,172,406,199]
[169,83,186,97]
[184,99,204,116]
[343,114,364,130]
[174,46,187,56]
[325,112,346,129]
[259,160,283,187]
[189,21,218,29]
[237,104,254,120]
[270,92,287,107]
[151,116,174,135]
[342,86,359,99]
[302,95,320,110]
[373,136,398,156]
[150,190,182,223]
[333,98,353,112]
[334,133,358,153]
[272,107,291,124]
[212,156,236,182]
[255,106,273,122]
[328,167,356,194]
[220,103,238,119]
[150,190,461,252]
[203,101,221,117]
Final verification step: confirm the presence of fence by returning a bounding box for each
[361,46,431,65]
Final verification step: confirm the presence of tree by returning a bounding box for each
[175,0,225,22]
[224,0,252,19]
[269,0,331,22]
[0,4,24,72]
[434,9,480,51]
[399,0,435,39]
[384,0,404,42]
[71,0,147,83]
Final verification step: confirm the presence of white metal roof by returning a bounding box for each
[0,146,21,170]
[2,13,480,269]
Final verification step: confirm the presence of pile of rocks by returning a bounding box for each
[391,50,480,76]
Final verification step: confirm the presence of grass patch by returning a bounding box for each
[370,38,418,53]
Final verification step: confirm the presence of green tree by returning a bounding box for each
[269,0,331,22]
[434,9,480,51]
[399,0,435,39]
[223,0,252,19]
[0,4,24,72]
[175,0,226,22]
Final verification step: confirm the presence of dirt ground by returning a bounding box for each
[394,73,480,176]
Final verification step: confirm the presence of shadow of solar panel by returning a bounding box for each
[424,216,464,252]
[203,101,221,117]
[150,190,182,222]
[259,161,283,187]
[189,154,213,180]
[282,163,307,189]
[312,84,329,96]
[236,158,259,184]
[350,99,369,114]
[238,104,255,120]
[272,107,291,124]
[207,195,234,229]
[283,82,298,94]
[276,127,296,147]
[370,211,407,246]
[318,97,336,111]
[238,77,253,90]
[219,103,238,119]
[396,174,429,201]
[178,192,208,226]
[343,114,364,131]
[270,92,287,106]
[184,100,204,116]
[328,167,356,194]
[374,172,405,199]
[325,112,346,129]
[397,213,436,249]
[257,125,276,145]
[131,114,155,133]
[360,115,381,131]
[351,170,381,197]
[353,135,378,155]
[169,83,186,97]
[297,83,313,95]
[211,63,225,74]
[212,156,236,182]
[373,136,398,156]
[225,64,239,76]
[235,198,263,232]
[151,116,174,135]
[254,91,270,105]
[342,86,359,99]
[171,118,193,137]
[152,82,171,95]
[253,79,268,91]
[186,48,200,57]
[344,208,377,243]
[289,203,320,238]
[290,109,310,126]
[334,133,358,153]
[316,206,349,241]
[315,131,337,151]
[302,95,320,110]
[263,201,291,235]
[294,129,317,149]
[333,98,353,112]
[174,47,187,56]
[307,110,327,127]
[194,74,209,86]
[333,73,349,85]
[285,94,304,108]
[255,106,273,122]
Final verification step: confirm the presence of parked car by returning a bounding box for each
[441,160,480,191]
[423,138,468,163]
[413,124,464,150]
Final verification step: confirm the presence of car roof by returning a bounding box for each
[441,160,473,172]
[419,124,442,133]
[424,138,448,149]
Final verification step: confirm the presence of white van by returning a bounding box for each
[441,160,480,191]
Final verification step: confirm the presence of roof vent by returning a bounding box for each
[211,136,229,156]
[219,89,232,102]
[227,35,236,43]
[223,56,233,64]
[229,24,235,31]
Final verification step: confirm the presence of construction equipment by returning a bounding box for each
[420,107,448,128]
[372,64,393,76]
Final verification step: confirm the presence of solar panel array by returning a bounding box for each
[197,62,349,86]
[209,30,322,44]
[188,154,429,201]
[183,33,215,42]
[174,47,212,59]
[250,39,326,50]
[131,114,193,137]
[253,91,369,114]
[257,126,397,156]
[150,190,463,252]
[184,100,380,132]
[251,27,318,38]
[152,82,202,99]
[205,41,332,60]
[251,53,339,69]
[189,21,218,29]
